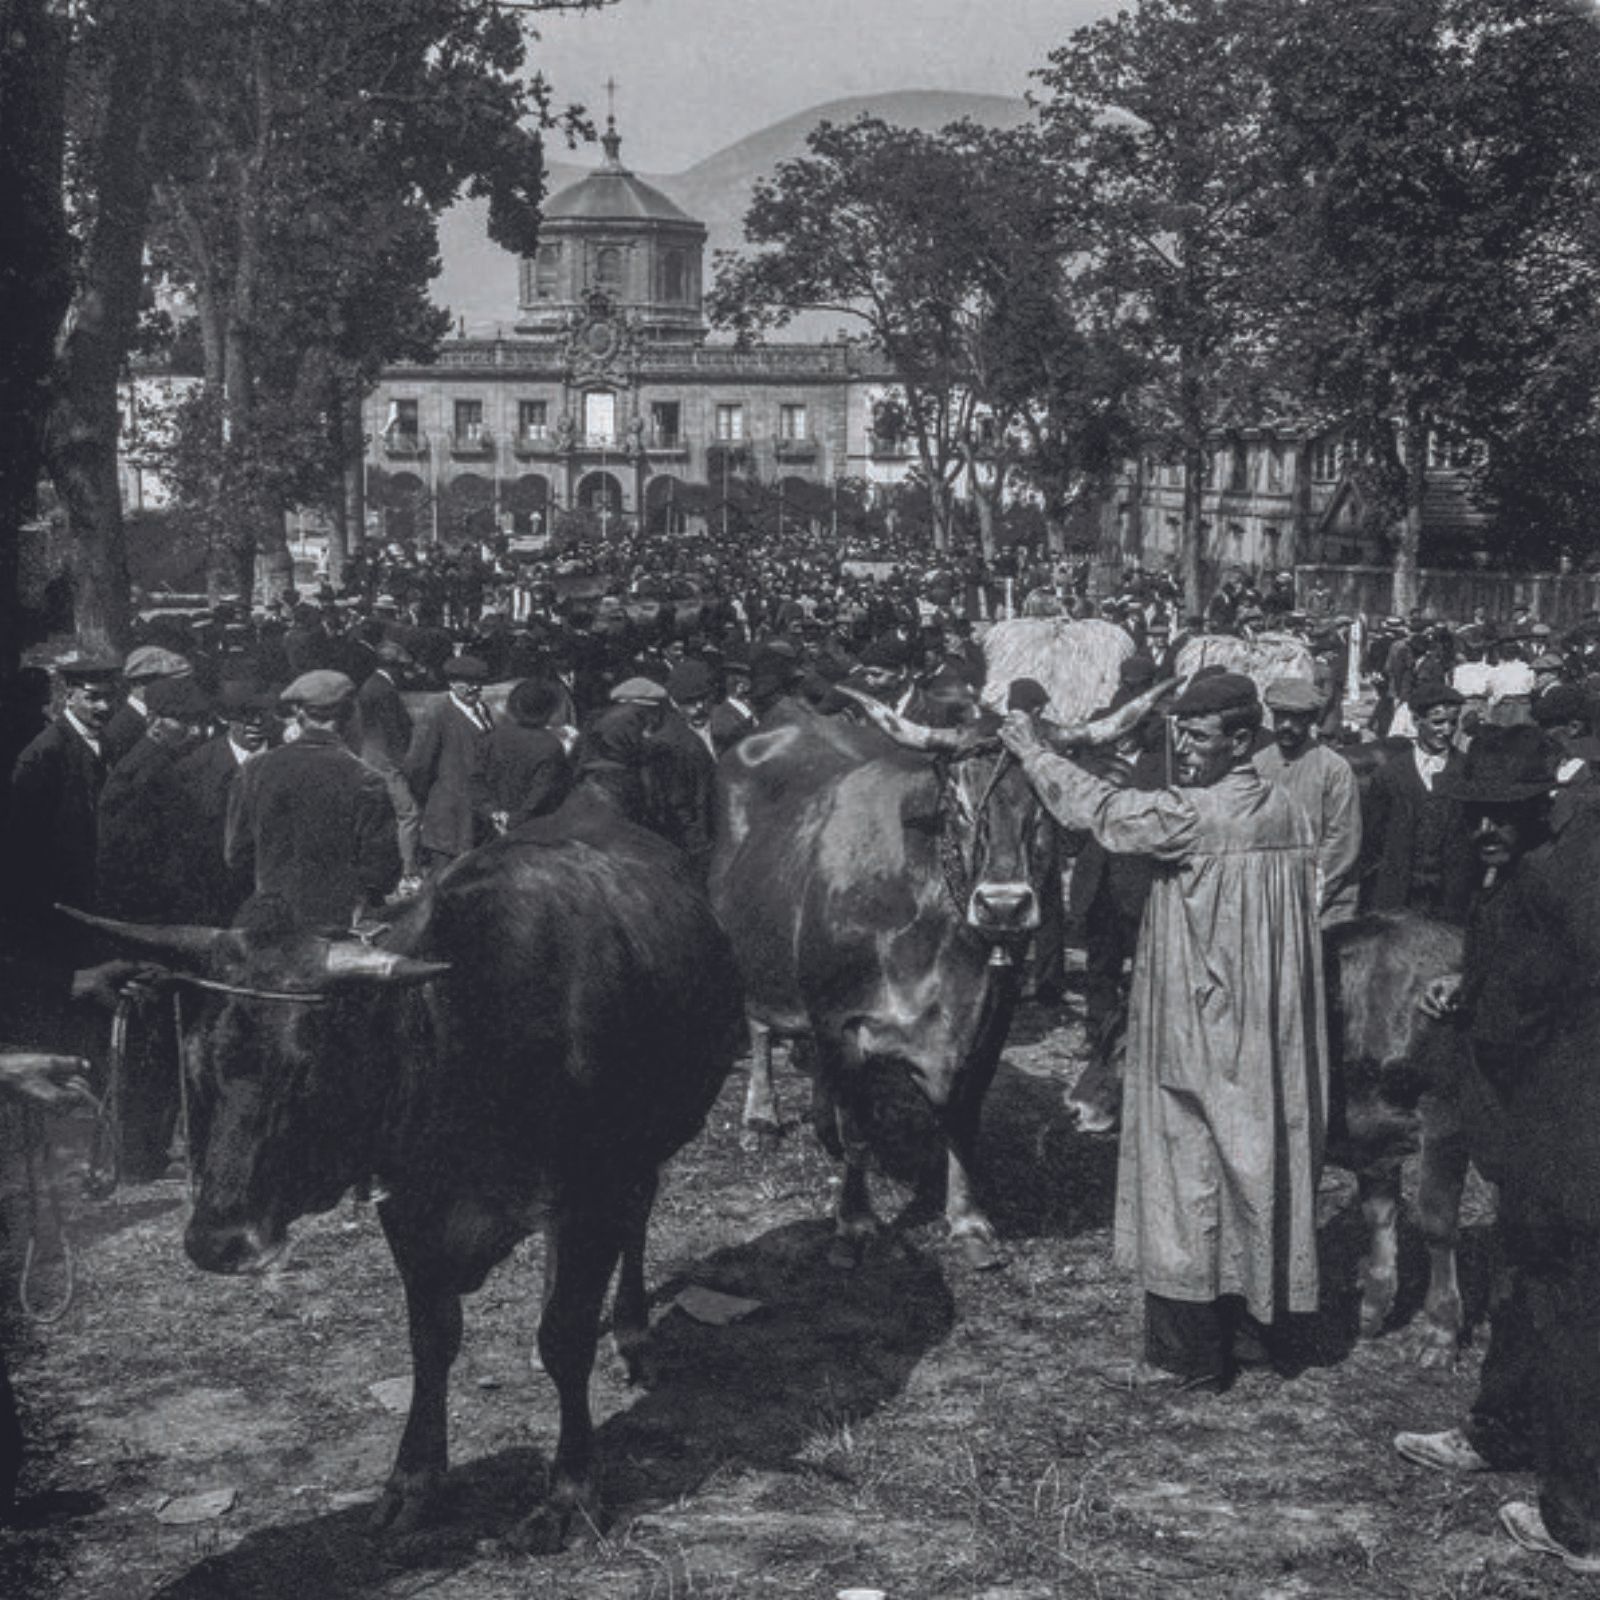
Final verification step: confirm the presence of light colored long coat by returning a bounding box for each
[1021,753,1327,1321]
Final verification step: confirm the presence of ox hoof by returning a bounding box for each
[370,1472,440,1537]
[1357,1302,1391,1341]
[954,1229,1006,1271]
[612,1336,655,1388]
[502,1505,572,1556]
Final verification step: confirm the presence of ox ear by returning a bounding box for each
[55,906,244,973]
[319,942,451,987]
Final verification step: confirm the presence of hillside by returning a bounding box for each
[431,88,1030,340]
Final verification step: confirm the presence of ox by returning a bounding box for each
[70,801,744,1550]
[1068,910,1471,1365]
[709,689,1160,1270]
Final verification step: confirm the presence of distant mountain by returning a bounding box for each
[431,89,1031,341]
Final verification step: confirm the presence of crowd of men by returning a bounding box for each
[5,534,1600,1571]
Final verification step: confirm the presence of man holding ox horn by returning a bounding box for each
[1000,671,1327,1392]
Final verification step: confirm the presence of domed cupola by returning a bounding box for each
[516,117,707,343]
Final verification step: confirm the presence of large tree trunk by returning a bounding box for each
[44,1,162,660]
[1393,401,1426,617]
[0,0,73,677]
[1180,438,1206,618]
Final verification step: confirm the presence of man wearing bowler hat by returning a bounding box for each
[1392,726,1600,1575]
[1254,676,1362,928]
[227,671,400,930]
[1001,671,1326,1391]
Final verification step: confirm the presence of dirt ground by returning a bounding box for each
[0,990,1585,1600]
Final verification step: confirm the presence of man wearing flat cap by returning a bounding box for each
[1361,682,1476,920]
[1254,676,1362,927]
[1002,670,1327,1392]
[403,655,494,874]
[1393,727,1600,1574]
[102,646,192,769]
[226,670,400,929]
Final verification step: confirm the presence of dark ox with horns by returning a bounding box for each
[709,684,1165,1270]
[70,802,744,1550]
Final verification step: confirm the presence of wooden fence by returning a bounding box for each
[1294,564,1600,627]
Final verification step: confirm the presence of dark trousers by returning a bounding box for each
[1143,1293,1279,1387]
[1469,1193,1600,1554]
[116,998,180,1183]
[1083,898,1141,1044]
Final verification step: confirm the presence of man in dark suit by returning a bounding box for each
[95,673,214,1178]
[652,662,720,879]
[7,658,121,957]
[404,655,493,874]
[481,676,571,834]
[356,640,420,880]
[1361,682,1477,920]
[708,649,760,754]
[101,647,192,769]
[227,671,400,931]
[177,680,275,926]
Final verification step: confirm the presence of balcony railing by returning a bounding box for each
[775,435,818,459]
[511,430,556,458]
[449,428,494,456]
[382,428,428,457]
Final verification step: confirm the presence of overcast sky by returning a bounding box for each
[529,0,1122,172]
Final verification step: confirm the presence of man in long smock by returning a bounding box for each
[1001,670,1327,1390]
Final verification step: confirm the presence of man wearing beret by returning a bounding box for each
[1360,683,1476,920]
[1254,676,1362,928]
[227,671,400,929]
[403,655,494,874]
[7,658,122,957]
[101,647,192,769]
[1002,671,1326,1391]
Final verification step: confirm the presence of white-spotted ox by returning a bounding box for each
[1067,910,1471,1365]
[68,800,744,1550]
[710,701,1044,1270]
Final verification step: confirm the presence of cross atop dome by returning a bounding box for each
[601,77,623,169]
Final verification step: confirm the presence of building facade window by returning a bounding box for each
[1267,444,1286,491]
[650,400,681,447]
[1229,440,1249,493]
[659,248,688,303]
[534,244,560,301]
[1310,438,1343,481]
[518,400,548,441]
[453,399,484,443]
[595,245,624,297]
[715,402,744,441]
[779,403,808,441]
[583,390,617,444]
[386,397,420,445]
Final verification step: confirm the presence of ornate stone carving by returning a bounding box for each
[562,289,644,385]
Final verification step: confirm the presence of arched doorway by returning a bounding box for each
[443,474,494,546]
[504,473,550,537]
[377,470,428,545]
[576,470,624,515]
[645,474,688,535]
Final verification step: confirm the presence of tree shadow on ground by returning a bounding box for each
[150,1218,953,1600]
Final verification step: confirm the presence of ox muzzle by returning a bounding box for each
[966,880,1040,939]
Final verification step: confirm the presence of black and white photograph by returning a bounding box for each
[4,0,1600,1594]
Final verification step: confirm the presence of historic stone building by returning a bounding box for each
[363,121,903,547]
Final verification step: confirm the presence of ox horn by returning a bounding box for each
[320,943,451,985]
[55,906,242,970]
[1042,679,1178,753]
[833,684,967,752]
